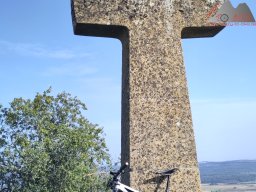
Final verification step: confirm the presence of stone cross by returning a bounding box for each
[71,0,224,191]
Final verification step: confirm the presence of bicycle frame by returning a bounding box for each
[108,162,178,192]
[113,181,139,192]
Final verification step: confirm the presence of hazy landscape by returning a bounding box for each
[200,160,256,192]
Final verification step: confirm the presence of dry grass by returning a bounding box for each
[202,183,256,192]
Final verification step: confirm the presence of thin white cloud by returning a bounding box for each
[42,64,98,77]
[0,40,90,59]
[192,97,256,162]
[191,98,256,106]
[79,77,115,86]
[75,76,121,100]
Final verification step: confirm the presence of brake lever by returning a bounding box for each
[110,171,116,175]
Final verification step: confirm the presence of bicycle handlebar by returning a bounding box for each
[111,162,129,179]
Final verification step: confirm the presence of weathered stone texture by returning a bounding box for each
[71,0,224,191]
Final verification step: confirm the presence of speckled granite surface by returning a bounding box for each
[71,1,224,191]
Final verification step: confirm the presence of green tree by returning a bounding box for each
[0,88,110,191]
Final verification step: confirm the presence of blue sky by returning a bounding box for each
[0,0,255,162]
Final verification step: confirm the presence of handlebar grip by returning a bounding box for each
[115,162,129,177]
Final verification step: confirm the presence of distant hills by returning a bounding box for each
[199,160,256,184]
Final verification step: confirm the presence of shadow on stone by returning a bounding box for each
[144,168,179,192]
[143,175,167,192]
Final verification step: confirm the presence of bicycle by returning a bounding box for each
[107,162,178,192]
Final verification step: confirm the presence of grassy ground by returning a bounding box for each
[202,183,256,192]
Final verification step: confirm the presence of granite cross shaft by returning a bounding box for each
[71,0,224,191]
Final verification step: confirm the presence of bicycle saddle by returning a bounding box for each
[156,168,179,176]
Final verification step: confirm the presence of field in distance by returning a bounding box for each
[202,183,256,192]
[200,160,256,191]
[199,160,256,184]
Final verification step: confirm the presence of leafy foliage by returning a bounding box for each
[0,88,111,191]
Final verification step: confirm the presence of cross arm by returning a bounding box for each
[181,26,225,38]
[179,0,225,38]
[71,0,129,40]
[72,0,225,39]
